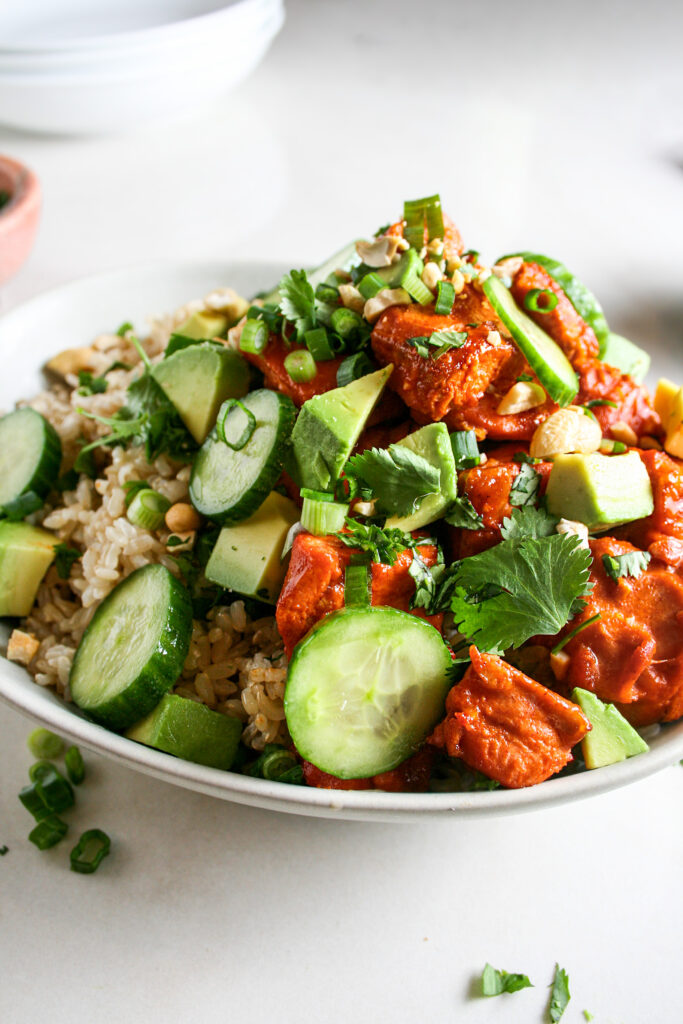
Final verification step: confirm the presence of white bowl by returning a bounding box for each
[0,0,283,134]
[0,260,682,822]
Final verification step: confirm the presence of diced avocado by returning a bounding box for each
[205,491,299,603]
[126,693,242,770]
[175,309,229,340]
[0,521,57,617]
[289,366,393,491]
[385,423,458,531]
[572,687,648,769]
[153,343,250,443]
[601,332,650,384]
[546,451,654,530]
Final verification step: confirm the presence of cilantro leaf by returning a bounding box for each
[408,551,445,610]
[279,270,317,338]
[0,491,43,521]
[54,543,81,580]
[481,963,533,996]
[335,518,423,566]
[346,445,440,517]
[549,965,570,1022]
[601,550,651,581]
[407,328,468,360]
[501,506,558,540]
[77,371,108,396]
[443,495,484,530]
[450,533,594,653]
[509,462,541,507]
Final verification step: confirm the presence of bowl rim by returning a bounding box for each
[0,258,681,822]
[0,0,281,54]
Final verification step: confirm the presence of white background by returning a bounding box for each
[1,1,683,1021]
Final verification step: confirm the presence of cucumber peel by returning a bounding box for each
[483,275,578,407]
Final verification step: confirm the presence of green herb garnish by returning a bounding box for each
[335,518,421,566]
[500,506,558,540]
[54,543,81,580]
[65,746,85,785]
[77,371,108,396]
[408,328,468,359]
[601,550,651,581]
[481,963,534,996]
[346,446,440,518]
[70,829,111,874]
[0,491,43,521]
[443,496,485,530]
[279,269,317,339]
[549,965,571,1022]
[509,462,541,507]
[27,728,64,760]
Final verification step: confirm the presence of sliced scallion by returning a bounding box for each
[260,748,299,781]
[70,829,111,874]
[523,288,558,314]
[330,307,363,340]
[304,327,335,361]
[29,815,68,851]
[27,728,63,760]
[300,488,334,503]
[402,271,434,306]
[336,352,374,387]
[315,282,339,305]
[65,746,85,785]
[434,280,455,316]
[301,496,349,536]
[239,317,269,355]
[126,488,171,531]
[284,350,317,383]
[344,563,371,608]
[403,194,444,248]
[450,430,482,469]
[216,399,257,450]
[358,272,387,300]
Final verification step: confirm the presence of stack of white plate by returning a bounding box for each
[0,0,284,135]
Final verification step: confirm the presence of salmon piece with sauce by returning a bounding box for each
[301,748,434,792]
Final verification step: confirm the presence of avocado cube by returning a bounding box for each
[0,521,57,617]
[205,491,300,603]
[289,365,393,491]
[126,693,242,770]
[175,310,229,340]
[601,332,650,384]
[545,451,653,530]
[385,423,458,531]
[572,688,648,769]
[154,343,250,443]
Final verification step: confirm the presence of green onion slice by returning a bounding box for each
[300,488,334,503]
[29,815,68,851]
[126,488,171,531]
[358,272,387,300]
[315,282,339,304]
[330,307,363,340]
[403,194,444,249]
[402,270,434,306]
[216,399,257,450]
[65,746,85,785]
[450,430,482,469]
[239,318,269,355]
[434,280,455,316]
[27,728,64,760]
[260,748,299,781]
[70,829,111,875]
[336,352,374,387]
[523,288,559,314]
[344,563,371,608]
[304,327,335,361]
[284,350,317,383]
[301,496,349,536]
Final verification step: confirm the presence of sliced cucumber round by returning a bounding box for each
[483,274,578,407]
[189,388,296,526]
[284,606,452,778]
[70,564,192,730]
[0,408,62,505]
[500,250,610,353]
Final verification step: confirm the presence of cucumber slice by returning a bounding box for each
[483,275,578,407]
[70,564,192,730]
[501,251,610,352]
[126,694,242,770]
[0,408,62,505]
[284,606,451,778]
[189,388,296,526]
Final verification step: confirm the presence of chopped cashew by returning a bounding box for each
[46,347,98,378]
[496,381,546,415]
[363,288,412,325]
[556,518,590,550]
[338,284,365,316]
[493,256,524,279]
[610,421,638,446]
[550,650,571,681]
[486,330,503,347]
[638,435,662,451]
[530,408,602,458]
[451,269,466,294]
[355,236,403,268]
[354,500,377,517]
[421,262,443,292]
[7,629,40,665]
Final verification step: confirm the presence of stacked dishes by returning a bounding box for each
[0,0,284,135]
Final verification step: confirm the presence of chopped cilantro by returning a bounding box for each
[601,550,651,581]
[335,518,421,566]
[279,270,317,339]
[516,373,534,383]
[449,532,593,653]
[409,551,445,611]
[509,462,541,507]
[501,506,558,540]
[585,398,617,409]
[116,321,134,336]
[481,963,533,996]
[408,328,468,360]
[346,446,440,518]
[513,451,543,465]
[549,965,570,1022]
[583,1011,594,1021]
[0,844,8,855]
[56,469,79,492]
[77,371,108,396]
[443,496,485,530]
[54,544,81,580]
[1,491,43,520]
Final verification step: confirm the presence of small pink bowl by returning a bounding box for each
[0,156,41,284]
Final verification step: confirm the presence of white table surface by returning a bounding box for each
[1,2,682,1022]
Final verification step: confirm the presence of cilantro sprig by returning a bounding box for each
[346,445,440,518]
[601,549,650,581]
[549,964,571,1022]
[407,328,468,359]
[54,544,81,580]
[443,495,484,530]
[335,519,426,566]
[449,532,594,653]
[279,270,317,338]
[481,963,534,996]
[509,462,541,507]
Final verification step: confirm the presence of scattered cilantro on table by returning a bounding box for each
[481,962,534,996]
[548,964,571,1022]
[346,445,440,517]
